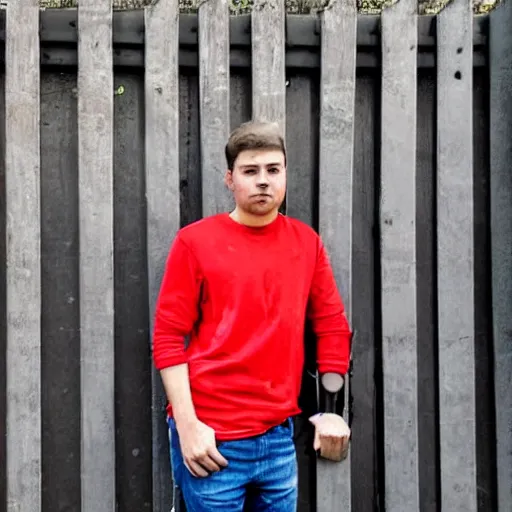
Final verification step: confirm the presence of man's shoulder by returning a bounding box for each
[177,213,227,244]
[283,215,320,241]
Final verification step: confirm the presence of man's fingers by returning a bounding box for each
[187,459,210,478]
[186,445,228,476]
[208,446,229,468]
[183,460,200,478]
[196,453,222,473]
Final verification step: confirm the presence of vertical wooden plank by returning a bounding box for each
[199,0,231,216]
[145,0,180,510]
[285,74,318,228]
[77,2,115,511]
[317,1,357,511]
[251,0,286,129]
[230,72,252,132]
[489,1,512,509]
[40,72,81,512]
[5,2,41,512]
[380,0,419,510]
[351,74,378,512]
[113,73,152,512]
[179,74,202,226]
[472,72,495,512]
[437,1,476,510]
[0,74,6,512]
[416,71,439,512]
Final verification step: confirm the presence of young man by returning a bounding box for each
[153,121,351,511]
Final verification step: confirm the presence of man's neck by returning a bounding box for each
[229,207,278,227]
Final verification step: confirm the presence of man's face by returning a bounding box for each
[225,149,286,217]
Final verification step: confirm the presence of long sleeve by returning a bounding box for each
[307,237,352,375]
[152,234,203,370]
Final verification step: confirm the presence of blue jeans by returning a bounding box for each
[168,418,298,511]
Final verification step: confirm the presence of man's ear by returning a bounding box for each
[224,169,234,190]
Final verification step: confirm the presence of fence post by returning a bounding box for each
[437,0,477,510]
[145,0,180,511]
[489,1,512,509]
[251,0,286,131]
[199,0,231,216]
[380,0,420,509]
[5,1,41,511]
[317,0,357,510]
[77,1,115,511]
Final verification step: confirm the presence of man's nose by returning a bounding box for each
[256,172,269,187]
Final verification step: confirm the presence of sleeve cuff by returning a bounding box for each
[317,334,350,375]
[154,352,188,371]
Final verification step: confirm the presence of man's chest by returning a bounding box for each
[196,235,315,301]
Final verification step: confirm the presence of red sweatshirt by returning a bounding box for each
[153,213,351,440]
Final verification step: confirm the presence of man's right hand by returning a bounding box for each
[176,418,229,478]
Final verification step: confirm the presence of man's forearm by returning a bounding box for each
[160,363,197,429]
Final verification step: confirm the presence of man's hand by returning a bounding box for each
[176,418,229,477]
[309,412,351,462]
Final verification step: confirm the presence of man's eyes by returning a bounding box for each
[243,167,280,174]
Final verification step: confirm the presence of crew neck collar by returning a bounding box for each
[222,212,283,235]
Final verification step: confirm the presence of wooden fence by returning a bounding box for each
[0,0,510,511]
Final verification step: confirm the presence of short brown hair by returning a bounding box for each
[225,120,286,170]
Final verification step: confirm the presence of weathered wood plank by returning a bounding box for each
[437,1,477,510]
[198,0,231,216]
[0,74,6,512]
[416,73,439,512]
[285,75,317,228]
[489,1,512,509]
[472,73,495,512]
[113,73,152,512]
[380,0,419,509]
[77,2,115,511]
[317,0,357,510]
[251,0,286,129]
[5,2,41,511]
[40,73,81,512]
[145,0,180,510]
[180,74,202,227]
[230,73,252,133]
[351,75,378,512]
[284,74,317,512]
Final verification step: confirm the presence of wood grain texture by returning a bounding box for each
[5,1,41,511]
[351,74,378,512]
[0,76,5,512]
[415,73,439,512]
[251,0,286,130]
[40,72,81,512]
[144,0,180,510]
[199,0,231,216]
[180,74,202,226]
[380,0,419,509]
[317,0,357,510]
[77,1,115,511]
[489,1,512,509]
[285,74,317,228]
[437,1,476,510]
[113,73,152,512]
